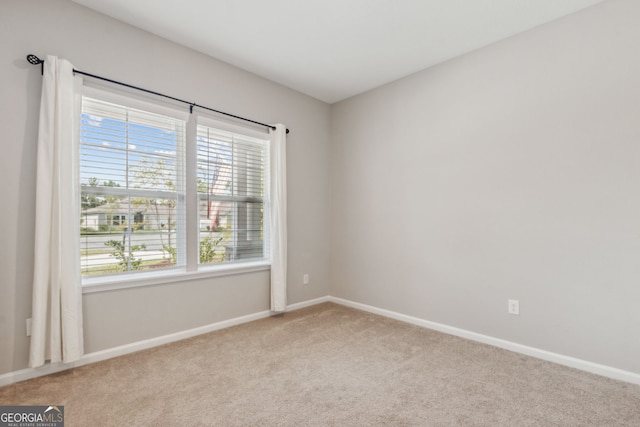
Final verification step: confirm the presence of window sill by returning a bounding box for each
[82,261,271,294]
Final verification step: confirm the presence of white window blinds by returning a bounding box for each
[80,97,186,276]
[196,124,269,264]
[79,93,271,281]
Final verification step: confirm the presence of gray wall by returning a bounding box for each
[0,0,331,375]
[331,0,640,374]
[3,0,639,379]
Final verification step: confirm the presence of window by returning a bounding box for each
[80,89,270,282]
[197,124,267,265]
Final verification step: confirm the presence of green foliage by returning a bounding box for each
[196,177,209,193]
[132,156,176,257]
[163,244,177,264]
[200,236,223,264]
[133,157,175,192]
[133,220,146,232]
[105,237,147,271]
[81,177,121,209]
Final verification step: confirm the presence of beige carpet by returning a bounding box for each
[1,302,639,426]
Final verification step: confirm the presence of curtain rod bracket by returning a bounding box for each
[26,54,44,75]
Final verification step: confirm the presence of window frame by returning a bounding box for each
[80,86,271,293]
[195,118,269,265]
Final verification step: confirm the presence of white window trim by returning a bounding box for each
[82,260,270,294]
[83,85,189,122]
[79,88,271,290]
[197,114,270,140]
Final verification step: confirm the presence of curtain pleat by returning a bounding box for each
[269,124,287,313]
[30,55,84,368]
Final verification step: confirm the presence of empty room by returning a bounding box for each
[1,0,639,425]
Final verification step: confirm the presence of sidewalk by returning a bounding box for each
[81,250,166,267]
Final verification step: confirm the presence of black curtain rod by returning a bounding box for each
[26,54,289,134]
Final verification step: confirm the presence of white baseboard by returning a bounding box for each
[328,296,640,386]
[3,295,638,387]
[285,295,331,312]
[0,298,328,387]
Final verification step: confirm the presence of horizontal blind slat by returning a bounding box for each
[196,122,268,265]
[81,97,186,277]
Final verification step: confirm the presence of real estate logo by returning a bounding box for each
[0,406,64,427]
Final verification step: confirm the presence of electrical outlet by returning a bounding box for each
[26,318,32,337]
[303,274,309,285]
[508,299,520,315]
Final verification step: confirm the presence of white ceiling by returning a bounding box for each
[72,0,606,104]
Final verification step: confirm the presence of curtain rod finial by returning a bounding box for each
[26,54,43,65]
[26,54,44,75]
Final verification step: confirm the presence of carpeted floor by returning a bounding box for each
[1,302,639,426]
